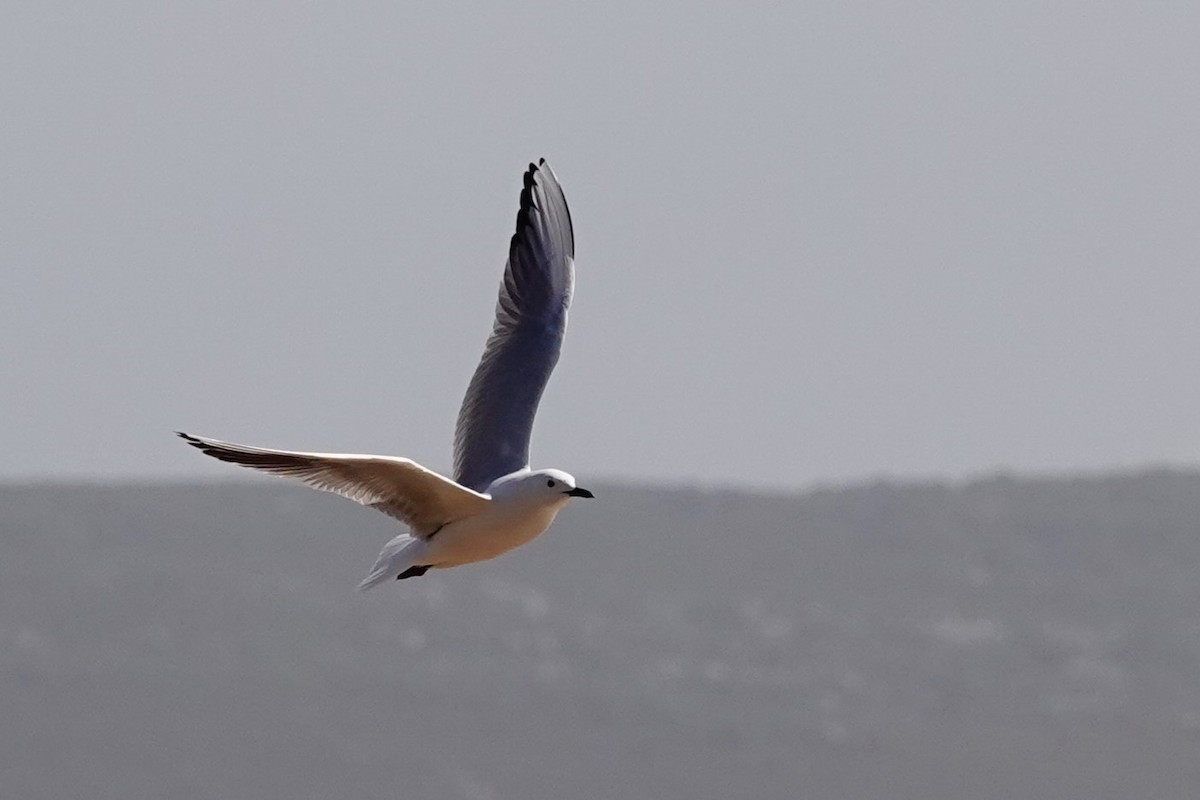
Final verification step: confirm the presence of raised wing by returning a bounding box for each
[453,159,575,492]
[178,432,489,537]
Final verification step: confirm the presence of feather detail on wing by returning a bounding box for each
[453,159,575,492]
[177,432,489,537]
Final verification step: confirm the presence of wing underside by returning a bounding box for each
[178,432,488,536]
[452,160,575,492]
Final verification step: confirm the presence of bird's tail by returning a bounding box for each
[357,533,427,591]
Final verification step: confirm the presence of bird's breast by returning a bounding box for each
[426,502,565,567]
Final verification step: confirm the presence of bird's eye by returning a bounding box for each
[547,479,556,488]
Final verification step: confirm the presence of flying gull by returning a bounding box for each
[178,159,592,590]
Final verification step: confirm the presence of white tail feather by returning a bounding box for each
[357,533,426,591]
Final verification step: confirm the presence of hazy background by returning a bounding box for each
[4,1,1199,488]
[5,474,1200,800]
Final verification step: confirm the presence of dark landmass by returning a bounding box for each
[2,472,1199,799]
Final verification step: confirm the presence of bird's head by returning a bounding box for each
[487,468,595,504]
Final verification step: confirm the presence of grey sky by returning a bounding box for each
[3,2,1198,489]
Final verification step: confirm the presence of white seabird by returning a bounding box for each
[178,159,593,590]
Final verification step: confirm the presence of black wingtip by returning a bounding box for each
[175,431,206,450]
[525,159,553,183]
[506,157,572,264]
[513,163,540,234]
